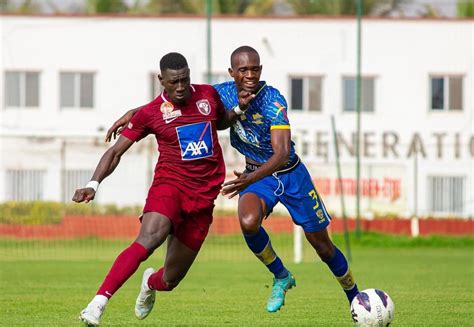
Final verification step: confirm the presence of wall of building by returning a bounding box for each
[1,16,472,217]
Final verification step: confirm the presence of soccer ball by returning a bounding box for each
[350,289,394,327]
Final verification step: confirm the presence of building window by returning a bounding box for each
[63,169,94,202]
[60,72,94,109]
[430,76,463,111]
[289,76,322,112]
[427,176,465,214]
[4,71,40,108]
[6,170,45,201]
[343,77,375,112]
[150,72,163,100]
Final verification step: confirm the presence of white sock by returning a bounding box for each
[92,295,108,306]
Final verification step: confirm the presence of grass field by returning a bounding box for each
[1,233,473,326]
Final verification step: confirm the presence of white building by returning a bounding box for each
[0,15,472,218]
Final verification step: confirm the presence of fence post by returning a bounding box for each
[293,225,303,264]
[411,216,420,237]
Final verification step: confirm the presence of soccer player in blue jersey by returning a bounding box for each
[215,46,359,312]
[106,46,359,314]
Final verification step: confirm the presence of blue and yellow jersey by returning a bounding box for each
[213,81,296,164]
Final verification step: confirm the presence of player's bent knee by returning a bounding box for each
[136,232,164,251]
[239,214,260,235]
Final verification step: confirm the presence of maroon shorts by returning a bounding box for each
[142,183,214,251]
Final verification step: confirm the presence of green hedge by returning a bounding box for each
[0,201,142,225]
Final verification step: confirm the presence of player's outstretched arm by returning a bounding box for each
[217,90,256,130]
[72,136,134,203]
[105,106,142,142]
[217,108,242,130]
[221,129,290,198]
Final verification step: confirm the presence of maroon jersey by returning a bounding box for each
[121,84,226,203]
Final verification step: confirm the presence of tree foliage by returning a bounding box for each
[85,0,128,14]
[144,0,202,14]
[2,0,471,18]
[213,0,274,15]
[458,0,474,17]
[418,3,439,17]
[288,0,407,16]
[140,0,274,15]
[2,0,42,14]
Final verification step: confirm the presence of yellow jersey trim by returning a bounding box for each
[255,82,267,97]
[270,125,291,130]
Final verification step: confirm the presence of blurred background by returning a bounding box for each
[0,0,473,253]
[0,0,470,17]
[0,1,473,326]
[1,0,472,222]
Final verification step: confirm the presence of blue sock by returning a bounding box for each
[244,227,288,279]
[323,246,359,303]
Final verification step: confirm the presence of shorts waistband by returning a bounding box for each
[245,156,301,175]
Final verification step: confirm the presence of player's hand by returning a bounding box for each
[72,188,96,203]
[238,90,256,111]
[105,109,136,143]
[221,170,254,199]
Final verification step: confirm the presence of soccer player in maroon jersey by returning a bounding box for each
[105,47,359,317]
[72,52,243,326]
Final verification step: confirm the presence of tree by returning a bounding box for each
[85,0,128,14]
[2,0,41,14]
[144,0,201,14]
[213,0,273,15]
[287,0,407,16]
[243,0,274,15]
[371,0,409,17]
[418,3,439,17]
[458,0,474,17]
[140,0,274,16]
[0,0,9,13]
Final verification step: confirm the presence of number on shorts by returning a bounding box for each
[309,189,326,224]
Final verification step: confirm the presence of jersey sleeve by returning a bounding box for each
[120,107,151,142]
[267,92,291,131]
[213,82,234,110]
[212,88,227,122]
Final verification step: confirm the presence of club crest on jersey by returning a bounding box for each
[160,101,174,114]
[176,121,213,160]
[196,99,211,116]
[161,101,182,123]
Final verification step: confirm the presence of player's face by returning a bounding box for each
[159,67,191,104]
[229,52,262,93]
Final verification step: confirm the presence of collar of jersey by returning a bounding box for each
[233,81,266,98]
[160,84,196,104]
[254,81,267,98]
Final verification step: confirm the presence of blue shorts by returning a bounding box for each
[240,161,331,233]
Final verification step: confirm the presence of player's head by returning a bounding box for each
[158,52,191,105]
[228,46,262,93]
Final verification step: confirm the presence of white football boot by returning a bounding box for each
[79,295,107,326]
[135,268,156,320]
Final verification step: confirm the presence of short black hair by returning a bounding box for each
[230,46,259,65]
[160,52,188,71]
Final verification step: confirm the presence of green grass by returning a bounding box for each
[0,234,473,326]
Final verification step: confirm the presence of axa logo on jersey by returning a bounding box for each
[183,140,209,156]
[176,122,213,160]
